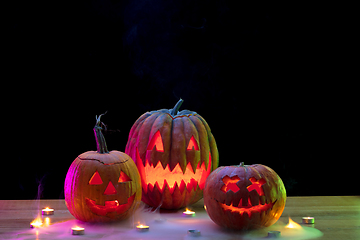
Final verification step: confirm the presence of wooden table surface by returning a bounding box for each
[0,196,359,239]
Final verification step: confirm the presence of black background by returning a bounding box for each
[5,0,355,199]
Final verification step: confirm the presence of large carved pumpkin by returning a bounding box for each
[65,114,142,222]
[125,99,219,209]
[204,162,286,230]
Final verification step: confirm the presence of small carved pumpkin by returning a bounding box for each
[65,114,142,222]
[125,99,219,209]
[203,162,286,230]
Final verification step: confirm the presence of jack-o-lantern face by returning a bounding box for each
[65,151,142,222]
[65,113,142,222]
[218,175,276,218]
[204,163,286,230]
[125,99,219,209]
[138,130,211,194]
[85,167,134,216]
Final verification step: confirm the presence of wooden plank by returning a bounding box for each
[0,197,359,239]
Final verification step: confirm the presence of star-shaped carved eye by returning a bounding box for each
[221,175,241,193]
[247,177,266,196]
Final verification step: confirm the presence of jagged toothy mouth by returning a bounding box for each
[136,148,212,194]
[85,194,135,216]
[218,198,276,218]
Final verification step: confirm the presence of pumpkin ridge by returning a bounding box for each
[194,114,218,171]
[138,113,164,162]
[169,116,187,173]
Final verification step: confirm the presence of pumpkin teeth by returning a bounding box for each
[136,148,211,195]
[218,198,276,218]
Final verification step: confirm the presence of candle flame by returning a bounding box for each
[285,217,302,229]
[184,208,195,214]
[72,226,84,230]
[137,224,149,228]
[30,217,43,228]
[43,207,54,211]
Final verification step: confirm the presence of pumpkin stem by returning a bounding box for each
[170,98,183,116]
[94,112,109,154]
[239,162,244,167]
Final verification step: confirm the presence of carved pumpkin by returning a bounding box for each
[125,99,219,209]
[65,114,142,222]
[203,162,286,230]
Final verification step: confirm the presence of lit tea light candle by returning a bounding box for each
[302,217,315,224]
[188,229,201,237]
[72,226,85,235]
[183,208,195,217]
[268,231,281,238]
[30,217,43,228]
[136,224,149,232]
[42,207,54,215]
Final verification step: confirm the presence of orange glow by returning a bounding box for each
[103,181,117,195]
[221,175,240,193]
[118,171,131,182]
[86,194,135,216]
[30,216,43,228]
[247,177,266,196]
[44,217,50,226]
[147,130,164,152]
[89,171,103,185]
[219,198,275,218]
[285,218,302,229]
[187,136,199,150]
[137,151,212,194]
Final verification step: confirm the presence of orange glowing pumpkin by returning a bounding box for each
[204,162,286,230]
[125,99,219,209]
[65,114,142,222]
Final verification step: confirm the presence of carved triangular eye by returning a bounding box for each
[187,136,199,151]
[147,130,164,152]
[89,171,103,185]
[118,171,131,182]
[104,181,117,195]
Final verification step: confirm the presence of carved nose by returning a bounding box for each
[104,181,117,195]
